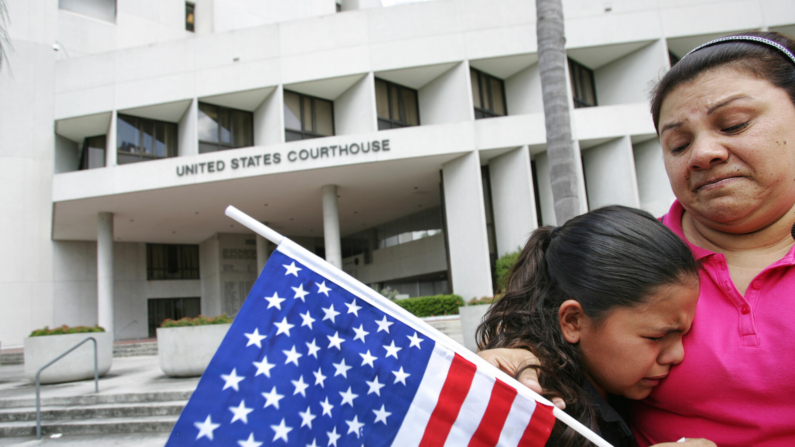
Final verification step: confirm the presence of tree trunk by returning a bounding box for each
[536,0,580,224]
[0,0,9,71]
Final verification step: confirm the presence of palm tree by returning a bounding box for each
[0,0,9,72]
[536,0,580,224]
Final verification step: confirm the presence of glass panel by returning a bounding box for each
[117,114,139,153]
[87,147,105,169]
[155,122,167,157]
[583,70,596,106]
[199,141,218,153]
[285,130,304,142]
[315,99,333,136]
[378,119,392,131]
[375,80,390,119]
[185,3,195,32]
[219,107,232,144]
[117,153,142,165]
[166,123,177,157]
[232,110,253,147]
[470,69,481,109]
[390,84,400,122]
[197,103,219,142]
[490,78,506,116]
[142,119,154,154]
[284,91,302,131]
[402,88,419,126]
[302,97,313,132]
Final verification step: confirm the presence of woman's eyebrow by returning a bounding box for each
[660,122,682,136]
[707,94,751,114]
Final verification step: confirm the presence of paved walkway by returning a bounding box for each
[0,356,198,447]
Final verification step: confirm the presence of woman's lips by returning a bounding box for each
[693,175,743,192]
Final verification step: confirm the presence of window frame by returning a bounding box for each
[185,2,195,32]
[283,90,335,141]
[116,113,178,164]
[470,67,508,119]
[79,135,107,170]
[375,78,420,130]
[197,102,254,153]
[568,58,598,109]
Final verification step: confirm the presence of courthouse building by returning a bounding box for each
[1,0,793,346]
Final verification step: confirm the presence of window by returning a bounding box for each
[568,58,597,108]
[185,2,195,32]
[375,78,420,130]
[376,207,444,249]
[146,244,200,280]
[117,114,178,164]
[59,0,116,22]
[147,298,200,337]
[80,135,106,170]
[284,90,335,141]
[669,51,681,67]
[197,103,254,153]
[470,68,507,119]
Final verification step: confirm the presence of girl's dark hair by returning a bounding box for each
[477,206,698,447]
[651,31,795,131]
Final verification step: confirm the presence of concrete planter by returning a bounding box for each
[458,304,492,352]
[157,324,231,377]
[24,332,113,384]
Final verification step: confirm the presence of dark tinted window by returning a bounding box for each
[185,2,195,32]
[117,114,177,164]
[147,244,200,280]
[197,103,254,153]
[471,68,507,119]
[375,78,420,130]
[284,90,335,141]
[80,135,106,170]
[568,58,597,108]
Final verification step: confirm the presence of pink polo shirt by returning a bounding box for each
[632,201,795,446]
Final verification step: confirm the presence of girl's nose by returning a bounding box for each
[659,337,685,365]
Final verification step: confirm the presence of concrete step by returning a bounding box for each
[113,342,158,358]
[0,415,179,437]
[0,401,186,422]
[0,391,193,410]
[0,353,23,366]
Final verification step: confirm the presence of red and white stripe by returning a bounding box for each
[392,345,555,447]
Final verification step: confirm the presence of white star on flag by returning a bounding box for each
[261,386,284,409]
[383,341,402,359]
[229,400,253,424]
[359,350,377,367]
[299,405,317,428]
[306,339,320,358]
[194,415,220,440]
[291,375,309,397]
[270,418,292,442]
[283,262,301,276]
[345,415,365,438]
[265,292,285,309]
[339,386,358,407]
[283,345,302,366]
[345,299,362,316]
[221,368,245,391]
[274,317,294,336]
[407,332,424,348]
[326,331,344,350]
[373,404,391,424]
[243,328,266,348]
[322,304,340,323]
[352,324,369,342]
[316,281,331,296]
[375,315,393,333]
[365,376,385,396]
[300,310,316,329]
[313,367,327,387]
[292,284,309,302]
[252,356,275,377]
[237,432,262,447]
[326,426,341,447]
[320,397,334,417]
[392,366,410,385]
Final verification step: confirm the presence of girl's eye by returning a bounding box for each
[645,336,663,342]
[723,121,749,133]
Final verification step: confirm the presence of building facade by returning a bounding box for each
[1,0,794,346]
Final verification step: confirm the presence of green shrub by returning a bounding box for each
[160,314,232,328]
[467,295,502,306]
[394,294,464,317]
[495,250,520,292]
[29,325,105,337]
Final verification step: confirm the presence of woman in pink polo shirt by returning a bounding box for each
[480,31,795,446]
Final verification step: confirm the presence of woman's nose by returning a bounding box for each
[659,338,685,366]
[688,135,729,171]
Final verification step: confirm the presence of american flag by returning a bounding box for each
[166,238,555,447]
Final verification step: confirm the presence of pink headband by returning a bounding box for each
[683,35,795,66]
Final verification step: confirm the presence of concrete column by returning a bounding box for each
[256,234,271,274]
[322,185,342,269]
[178,99,198,157]
[489,146,538,257]
[534,151,556,226]
[442,151,493,300]
[97,212,114,335]
[105,111,117,167]
[581,136,640,210]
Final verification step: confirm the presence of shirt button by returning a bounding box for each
[741,305,751,315]
[752,280,762,289]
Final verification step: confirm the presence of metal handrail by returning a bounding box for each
[114,320,139,345]
[36,337,98,439]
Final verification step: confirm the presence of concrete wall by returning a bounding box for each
[581,136,640,210]
[200,233,258,318]
[634,138,676,217]
[489,146,538,256]
[345,232,448,284]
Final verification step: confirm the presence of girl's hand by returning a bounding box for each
[477,348,566,409]
[651,439,716,447]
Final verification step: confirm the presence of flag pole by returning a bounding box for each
[224,205,614,447]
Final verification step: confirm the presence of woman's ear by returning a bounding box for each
[559,300,585,344]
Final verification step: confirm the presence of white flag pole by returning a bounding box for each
[224,205,614,447]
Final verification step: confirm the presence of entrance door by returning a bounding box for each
[147,297,201,338]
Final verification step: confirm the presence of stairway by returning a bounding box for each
[113,341,158,358]
[0,351,23,366]
[0,391,189,437]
